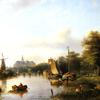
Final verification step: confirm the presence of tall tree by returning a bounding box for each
[66,51,81,73]
[82,31,100,76]
[57,56,67,74]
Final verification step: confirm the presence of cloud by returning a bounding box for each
[0,0,41,12]
[0,0,83,66]
[13,28,82,65]
[21,28,82,58]
[22,28,71,48]
[13,0,40,8]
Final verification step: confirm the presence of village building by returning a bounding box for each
[13,56,36,68]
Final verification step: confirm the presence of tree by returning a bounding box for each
[66,51,81,73]
[34,63,50,73]
[57,56,68,74]
[82,31,100,76]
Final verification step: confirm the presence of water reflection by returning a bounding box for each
[0,75,63,100]
[0,94,3,100]
[0,80,7,100]
[0,80,7,93]
[1,80,7,93]
[9,89,28,98]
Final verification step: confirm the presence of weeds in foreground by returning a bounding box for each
[52,76,100,100]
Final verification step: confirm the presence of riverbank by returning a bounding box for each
[52,76,100,100]
[52,89,100,100]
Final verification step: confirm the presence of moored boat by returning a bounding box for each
[48,58,63,85]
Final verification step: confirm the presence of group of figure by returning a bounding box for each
[11,83,27,92]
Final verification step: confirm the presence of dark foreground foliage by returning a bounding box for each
[52,76,100,100]
[53,89,100,100]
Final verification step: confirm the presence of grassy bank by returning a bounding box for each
[52,76,100,100]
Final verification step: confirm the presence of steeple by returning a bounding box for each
[21,56,24,61]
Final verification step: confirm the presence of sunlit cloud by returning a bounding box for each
[19,29,82,64]
[22,29,71,48]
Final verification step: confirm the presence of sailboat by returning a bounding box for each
[48,59,59,74]
[48,58,62,85]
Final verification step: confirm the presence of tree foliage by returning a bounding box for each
[33,63,50,73]
[82,31,100,75]
[57,56,67,74]
[66,51,81,73]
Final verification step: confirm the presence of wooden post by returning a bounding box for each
[51,89,53,96]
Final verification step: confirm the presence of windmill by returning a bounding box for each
[0,53,7,71]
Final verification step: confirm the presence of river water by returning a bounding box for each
[0,75,63,100]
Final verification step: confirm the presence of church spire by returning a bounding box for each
[21,56,24,61]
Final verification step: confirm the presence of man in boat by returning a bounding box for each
[18,83,27,91]
[19,83,23,88]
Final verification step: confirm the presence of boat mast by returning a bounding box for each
[67,46,70,72]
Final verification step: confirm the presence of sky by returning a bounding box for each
[0,0,100,67]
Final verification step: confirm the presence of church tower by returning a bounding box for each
[21,56,24,62]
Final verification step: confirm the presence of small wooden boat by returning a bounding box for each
[9,83,28,93]
[50,79,62,85]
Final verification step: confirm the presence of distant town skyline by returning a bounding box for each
[13,56,36,68]
[0,0,100,66]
